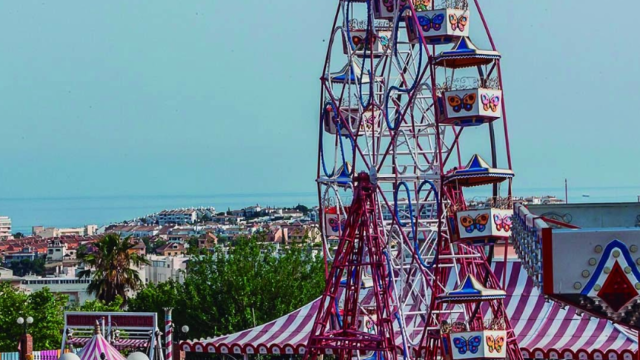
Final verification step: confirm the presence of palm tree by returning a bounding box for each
[78,233,150,305]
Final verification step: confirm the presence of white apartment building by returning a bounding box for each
[244,205,262,217]
[19,277,94,305]
[0,216,11,240]
[111,225,160,238]
[0,267,13,278]
[32,225,98,238]
[145,255,188,284]
[157,210,197,225]
[46,239,76,262]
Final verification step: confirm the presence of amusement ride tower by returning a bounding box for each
[308,1,521,360]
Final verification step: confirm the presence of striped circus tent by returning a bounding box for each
[180,259,638,359]
[68,338,148,351]
[79,322,126,360]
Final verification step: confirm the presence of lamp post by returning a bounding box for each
[16,317,34,360]
[173,325,189,360]
[16,317,34,335]
[180,325,189,340]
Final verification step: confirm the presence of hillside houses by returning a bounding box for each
[0,203,322,307]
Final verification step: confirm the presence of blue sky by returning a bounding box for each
[0,0,638,199]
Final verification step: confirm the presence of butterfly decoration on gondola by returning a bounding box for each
[460,213,490,233]
[328,217,346,233]
[494,214,512,232]
[486,335,505,353]
[382,0,410,13]
[449,14,469,31]
[352,36,371,52]
[413,0,431,11]
[481,93,501,112]
[352,34,390,52]
[452,335,482,355]
[417,13,445,32]
[447,93,476,113]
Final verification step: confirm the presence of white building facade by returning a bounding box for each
[157,210,197,225]
[145,255,188,284]
[19,277,94,305]
[0,216,11,240]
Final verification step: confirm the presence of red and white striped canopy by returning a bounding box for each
[79,332,126,360]
[180,260,638,359]
[69,338,148,350]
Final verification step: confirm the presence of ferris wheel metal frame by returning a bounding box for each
[310,1,521,360]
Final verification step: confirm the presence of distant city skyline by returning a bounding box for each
[1,0,639,200]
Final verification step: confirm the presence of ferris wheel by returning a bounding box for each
[309,1,523,360]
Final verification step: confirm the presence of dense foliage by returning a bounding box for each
[5,258,46,277]
[0,285,126,352]
[0,236,325,350]
[78,233,150,305]
[0,283,67,352]
[129,236,326,339]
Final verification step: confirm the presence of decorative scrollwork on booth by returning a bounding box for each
[437,76,478,92]
[540,212,573,228]
[348,19,392,31]
[437,76,501,92]
[481,77,501,90]
[484,197,514,210]
[463,196,513,210]
[437,0,469,10]
[485,317,506,331]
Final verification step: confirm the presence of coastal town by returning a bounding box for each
[0,203,325,306]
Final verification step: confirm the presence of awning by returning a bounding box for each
[180,260,637,359]
[438,274,506,303]
[433,37,501,69]
[68,338,149,350]
[445,154,514,187]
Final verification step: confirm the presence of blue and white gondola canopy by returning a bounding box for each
[434,37,501,69]
[444,154,513,187]
[438,274,506,303]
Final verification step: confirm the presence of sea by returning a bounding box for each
[2,186,640,235]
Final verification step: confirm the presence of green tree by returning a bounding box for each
[187,236,199,249]
[7,258,45,277]
[0,283,67,352]
[77,244,89,258]
[142,237,152,253]
[78,234,150,306]
[0,282,29,351]
[294,204,309,215]
[131,236,325,339]
[27,288,68,350]
[128,281,183,329]
[71,296,124,312]
[150,239,168,254]
[12,232,24,239]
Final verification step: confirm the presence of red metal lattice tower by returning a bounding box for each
[419,245,524,360]
[306,172,398,360]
